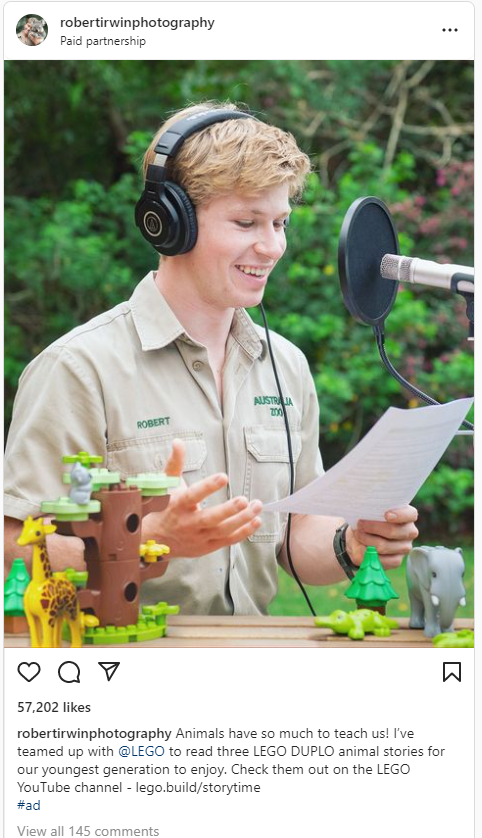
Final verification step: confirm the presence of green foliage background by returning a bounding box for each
[4,60,474,542]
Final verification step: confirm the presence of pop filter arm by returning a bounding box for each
[337,197,474,432]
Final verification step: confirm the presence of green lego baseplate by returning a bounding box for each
[63,451,104,466]
[82,602,180,645]
[126,473,180,496]
[63,468,121,491]
[41,496,101,521]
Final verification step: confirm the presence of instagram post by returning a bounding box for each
[2,4,475,837]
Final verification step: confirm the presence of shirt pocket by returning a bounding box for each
[243,425,302,543]
[106,430,207,484]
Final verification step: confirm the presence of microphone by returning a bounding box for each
[338,197,474,431]
[381,254,474,294]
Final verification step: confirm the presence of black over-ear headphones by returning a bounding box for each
[135,109,252,256]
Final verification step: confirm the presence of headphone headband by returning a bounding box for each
[153,109,253,158]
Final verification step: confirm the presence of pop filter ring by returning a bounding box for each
[338,196,400,328]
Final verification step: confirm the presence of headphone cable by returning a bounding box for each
[258,303,317,617]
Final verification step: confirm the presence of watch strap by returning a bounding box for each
[333,523,358,580]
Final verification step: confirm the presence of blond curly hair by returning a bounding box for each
[143,102,311,206]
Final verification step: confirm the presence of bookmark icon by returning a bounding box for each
[442,662,462,683]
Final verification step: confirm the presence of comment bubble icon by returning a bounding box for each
[58,660,81,684]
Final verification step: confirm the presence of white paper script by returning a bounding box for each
[264,398,473,525]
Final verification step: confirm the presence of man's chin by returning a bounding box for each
[243,287,266,309]
[240,279,267,305]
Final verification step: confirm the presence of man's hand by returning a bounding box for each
[142,439,263,557]
[346,505,419,569]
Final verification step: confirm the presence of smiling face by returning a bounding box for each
[180,184,291,311]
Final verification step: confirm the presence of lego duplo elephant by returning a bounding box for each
[406,546,466,638]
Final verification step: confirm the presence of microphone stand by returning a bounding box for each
[452,272,474,341]
[373,326,474,432]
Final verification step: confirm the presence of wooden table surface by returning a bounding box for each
[4,616,474,648]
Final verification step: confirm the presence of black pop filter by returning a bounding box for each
[338,196,400,327]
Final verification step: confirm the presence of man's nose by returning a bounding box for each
[254,227,285,260]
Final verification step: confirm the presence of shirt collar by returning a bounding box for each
[130,273,264,360]
[230,307,265,361]
[130,273,187,350]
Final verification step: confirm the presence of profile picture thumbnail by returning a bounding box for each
[16,15,48,46]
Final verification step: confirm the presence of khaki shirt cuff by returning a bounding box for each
[4,494,41,521]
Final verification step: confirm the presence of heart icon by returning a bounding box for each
[18,662,41,682]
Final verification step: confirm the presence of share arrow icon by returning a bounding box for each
[98,662,120,682]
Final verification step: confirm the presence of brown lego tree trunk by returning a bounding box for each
[359,604,386,615]
[56,485,170,627]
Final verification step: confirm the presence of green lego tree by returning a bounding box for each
[4,558,30,616]
[345,546,399,613]
[4,558,31,633]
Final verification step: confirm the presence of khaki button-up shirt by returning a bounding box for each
[4,273,323,614]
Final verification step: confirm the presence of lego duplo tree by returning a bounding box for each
[4,558,30,633]
[41,452,180,629]
[345,546,399,614]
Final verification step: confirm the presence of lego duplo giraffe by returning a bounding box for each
[17,516,82,648]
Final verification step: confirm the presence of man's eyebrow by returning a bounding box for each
[232,207,292,216]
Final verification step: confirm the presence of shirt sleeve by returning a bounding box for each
[4,346,108,520]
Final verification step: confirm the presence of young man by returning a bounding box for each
[4,103,418,614]
[17,17,45,45]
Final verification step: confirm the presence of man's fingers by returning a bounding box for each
[384,505,419,523]
[206,501,263,539]
[208,517,263,550]
[356,521,419,540]
[353,529,414,556]
[177,473,229,508]
[199,496,249,528]
[379,554,406,569]
[164,438,186,477]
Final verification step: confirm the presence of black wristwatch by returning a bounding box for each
[333,523,359,580]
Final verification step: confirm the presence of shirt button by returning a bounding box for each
[192,360,204,372]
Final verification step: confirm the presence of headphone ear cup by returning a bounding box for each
[135,190,170,250]
[135,182,197,256]
[164,182,198,255]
